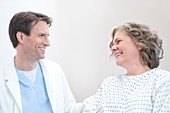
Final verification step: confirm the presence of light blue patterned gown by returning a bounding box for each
[83,68,170,113]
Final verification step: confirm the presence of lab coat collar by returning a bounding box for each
[4,59,58,113]
[4,59,22,113]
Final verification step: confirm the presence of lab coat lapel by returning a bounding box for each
[39,60,57,112]
[4,61,22,113]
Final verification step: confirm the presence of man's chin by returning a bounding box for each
[38,56,45,60]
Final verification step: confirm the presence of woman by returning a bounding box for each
[83,22,170,113]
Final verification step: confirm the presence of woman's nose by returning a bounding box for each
[111,44,117,51]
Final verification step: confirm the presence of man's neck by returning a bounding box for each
[14,56,38,71]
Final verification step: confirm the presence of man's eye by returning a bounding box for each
[39,34,45,38]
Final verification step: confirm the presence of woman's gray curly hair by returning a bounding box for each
[109,22,164,69]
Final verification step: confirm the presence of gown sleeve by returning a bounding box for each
[152,70,170,113]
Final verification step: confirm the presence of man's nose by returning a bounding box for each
[44,37,50,46]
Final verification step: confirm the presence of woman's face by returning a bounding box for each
[110,29,141,68]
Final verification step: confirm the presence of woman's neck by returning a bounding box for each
[126,65,151,76]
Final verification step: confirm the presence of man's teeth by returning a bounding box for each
[40,48,45,51]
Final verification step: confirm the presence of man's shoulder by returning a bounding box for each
[40,59,60,66]
[0,60,14,73]
[39,59,63,71]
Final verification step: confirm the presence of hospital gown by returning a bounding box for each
[83,68,170,113]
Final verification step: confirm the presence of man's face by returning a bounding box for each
[22,21,50,61]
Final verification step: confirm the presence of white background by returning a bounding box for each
[1,0,170,102]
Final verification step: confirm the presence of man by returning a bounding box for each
[0,11,82,113]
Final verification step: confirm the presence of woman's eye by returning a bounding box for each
[117,40,121,44]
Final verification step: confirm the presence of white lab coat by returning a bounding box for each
[0,59,83,113]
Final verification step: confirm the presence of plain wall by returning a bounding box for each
[1,0,170,102]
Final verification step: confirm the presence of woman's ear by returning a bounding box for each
[16,32,24,44]
[137,45,142,50]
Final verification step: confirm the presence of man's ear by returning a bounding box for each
[16,32,24,44]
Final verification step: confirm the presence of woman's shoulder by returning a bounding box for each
[106,74,126,80]
[155,68,170,74]
[100,74,126,87]
[152,68,170,79]
[151,68,170,88]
